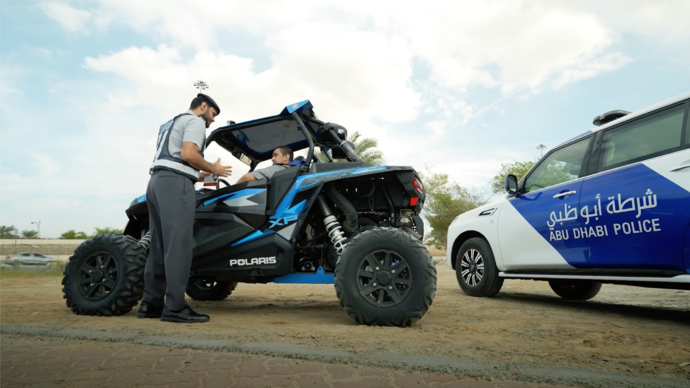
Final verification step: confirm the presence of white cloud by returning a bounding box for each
[38,1,92,33]
[9,0,689,236]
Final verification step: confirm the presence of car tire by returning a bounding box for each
[548,280,602,301]
[456,237,503,297]
[334,227,437,327]
[62,233,147,316]
[186,279,237,301]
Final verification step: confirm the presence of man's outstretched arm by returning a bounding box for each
[235,173,257,184]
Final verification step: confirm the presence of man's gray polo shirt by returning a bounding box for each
[169,111,206,163]
[251,164,288,181]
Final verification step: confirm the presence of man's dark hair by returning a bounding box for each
[277,146,294,161]
[189,94,220,114]
[189,96,205,110]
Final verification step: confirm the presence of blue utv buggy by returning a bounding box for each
[62,100,436,326]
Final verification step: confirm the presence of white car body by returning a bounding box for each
[447,91,690,291]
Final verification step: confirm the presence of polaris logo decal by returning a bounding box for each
[229,256,277,266]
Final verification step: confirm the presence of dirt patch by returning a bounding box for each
[425,245,446,257]
[2,263,689,382]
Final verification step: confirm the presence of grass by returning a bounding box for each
[0,263,66,278]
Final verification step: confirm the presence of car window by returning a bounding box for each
[21,253,30,256]
[600,104,684,171]
[35,254,45,258]
[524,137,590,193]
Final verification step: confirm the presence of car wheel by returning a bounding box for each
[334,227,437,327]
[456,237,503,297]
[186,278,237,301]
[548,280,602,301]
[62,233,147,316]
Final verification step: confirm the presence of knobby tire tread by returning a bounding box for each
[334,227,437,327]
[62,233,147,316]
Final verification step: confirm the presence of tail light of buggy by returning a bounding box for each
[411,176,424,195]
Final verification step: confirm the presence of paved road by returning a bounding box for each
[1,334,574,388]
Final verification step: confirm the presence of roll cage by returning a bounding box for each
[205,100,362,172]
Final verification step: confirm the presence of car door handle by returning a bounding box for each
[553,191,577,199]
[670,164,690,172]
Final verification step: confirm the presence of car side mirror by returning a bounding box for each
[504,174,518,194]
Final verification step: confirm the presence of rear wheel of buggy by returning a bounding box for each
[334,228,437,327]
[186,278,237,301]
[62,233,147,316]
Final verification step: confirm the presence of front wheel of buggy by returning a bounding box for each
[62,233,147,316]
[186,279,237,301]
[334,228,437,327]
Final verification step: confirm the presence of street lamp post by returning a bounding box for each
[31,220,41,239]
[194,81,209,92]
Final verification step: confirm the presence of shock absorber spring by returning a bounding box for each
[324,215,348,255]
[139,231,151,251]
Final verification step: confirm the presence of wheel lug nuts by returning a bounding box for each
[373,283,377,286]
[89,270,92,273]
[391,270,395,273]
[388,286,392,290]
[375,267,379,270]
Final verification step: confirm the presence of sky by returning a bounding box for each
[1,0,689,238]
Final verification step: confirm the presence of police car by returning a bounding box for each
[447,91,690,300]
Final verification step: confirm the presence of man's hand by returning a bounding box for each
[210,158,232,177]
[198,171,212,182]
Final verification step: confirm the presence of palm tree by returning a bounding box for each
[0,225,16,239]
[317,131,384,165]
[20,230,39,239]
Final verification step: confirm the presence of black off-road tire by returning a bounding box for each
[549,280,602,301]
[334,227,436,327]
[62,233,147,316]
[456,237,503,297]
[186,279,237,301]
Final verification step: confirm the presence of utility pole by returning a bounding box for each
[536,144,547,157]
[31,220,41,239]
[194,81,209,92]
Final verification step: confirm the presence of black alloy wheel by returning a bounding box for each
[62,233,147,316]
[186,278,236,301]
[356,249,412,307]
[335,227,436,327]
[78,252,119,301]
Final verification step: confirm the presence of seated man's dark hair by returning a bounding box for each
[277,146,294,161]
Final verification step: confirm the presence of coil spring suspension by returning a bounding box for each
[139,231,151,251]
[324,215,347,255]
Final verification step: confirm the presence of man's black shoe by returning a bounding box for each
[136,303,162,319]
[160,307,210,323]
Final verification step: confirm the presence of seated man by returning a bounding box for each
[235,146,294,184]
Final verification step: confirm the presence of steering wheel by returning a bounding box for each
[218,179,230,188]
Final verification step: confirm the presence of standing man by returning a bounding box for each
[138,93,232,323]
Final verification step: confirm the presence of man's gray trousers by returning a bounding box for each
[142,169,195,312]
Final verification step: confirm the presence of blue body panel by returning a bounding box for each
[509,179,589,266]
[580,164,690,272]
[230,166,389,247]
[273,266,334,284]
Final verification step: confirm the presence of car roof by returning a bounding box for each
[555,90,690,148]
[206,100,326,163]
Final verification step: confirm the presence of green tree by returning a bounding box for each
[0,225,16,239]
[20,230,39,239]
[316,131,384,165]
[92,227,122,236]
[420,169,486,250]
[489,159,535,194]
[60,229,89,239]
